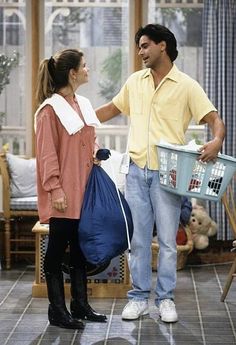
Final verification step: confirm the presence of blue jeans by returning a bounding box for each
[125,161,181,306]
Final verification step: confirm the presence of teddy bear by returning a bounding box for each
[189,205,217,250]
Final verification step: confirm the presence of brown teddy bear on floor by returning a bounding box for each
[189,205,217,250]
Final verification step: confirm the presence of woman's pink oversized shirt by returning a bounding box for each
[35,95,96,223]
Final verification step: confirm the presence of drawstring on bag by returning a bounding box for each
[109,158,131,261]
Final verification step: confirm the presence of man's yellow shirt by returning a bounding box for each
[112,64,217,170]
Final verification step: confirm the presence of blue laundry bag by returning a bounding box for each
[78,165,133,266]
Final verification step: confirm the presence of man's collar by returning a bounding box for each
[142,64,180,82]
[165,64,180,82]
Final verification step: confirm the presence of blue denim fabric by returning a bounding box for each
[125,161,182,305]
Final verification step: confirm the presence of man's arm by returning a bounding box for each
[198,111,225,162]
[96,101,121,123]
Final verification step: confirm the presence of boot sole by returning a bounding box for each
[72,314,107,323]
[49,320,84,330]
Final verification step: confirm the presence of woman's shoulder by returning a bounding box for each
[36,104,57,125]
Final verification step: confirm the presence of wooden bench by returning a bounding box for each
[32,221,131,298]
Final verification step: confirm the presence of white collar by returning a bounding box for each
[34,93,101,135]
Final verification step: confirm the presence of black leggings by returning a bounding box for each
[44,218,86,273]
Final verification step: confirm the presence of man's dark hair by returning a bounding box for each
[135,24,178,62]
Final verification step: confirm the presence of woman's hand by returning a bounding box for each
[93,156,101,166]
[52,196,67,212]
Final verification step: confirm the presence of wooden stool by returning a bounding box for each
[221,185,236,301]
[32,221,131,298]
[221,253,236,302]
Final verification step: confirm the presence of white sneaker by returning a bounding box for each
[157,299,178,323]
[122,300,149,320]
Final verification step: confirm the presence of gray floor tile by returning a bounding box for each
[1,263,236,345]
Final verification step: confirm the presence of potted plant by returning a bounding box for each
[0,51,19,129]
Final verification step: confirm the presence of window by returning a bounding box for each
[147,0,204,84]
[0,1,27,154]
[147,0,205,143]
[44,0,130,125]
[0,0,206,155]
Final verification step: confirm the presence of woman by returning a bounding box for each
[35,49,107,330]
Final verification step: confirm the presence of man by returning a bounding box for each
[96,24,225,323]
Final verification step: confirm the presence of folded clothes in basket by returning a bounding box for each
[207,177,223,194]
[158,139,202,152]
[170,169,201,190]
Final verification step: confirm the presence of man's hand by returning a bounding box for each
[198,111,225,162]
[198,137,223,162]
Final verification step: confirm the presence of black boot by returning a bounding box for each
[70,267,107,322]
[45,271,85,329]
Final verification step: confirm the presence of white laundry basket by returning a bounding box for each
[156,143,236,201]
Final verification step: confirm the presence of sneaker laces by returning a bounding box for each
[160,299,175,311]
[126,300,146,312]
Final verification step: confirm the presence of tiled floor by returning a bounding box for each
[1,263,236,345]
